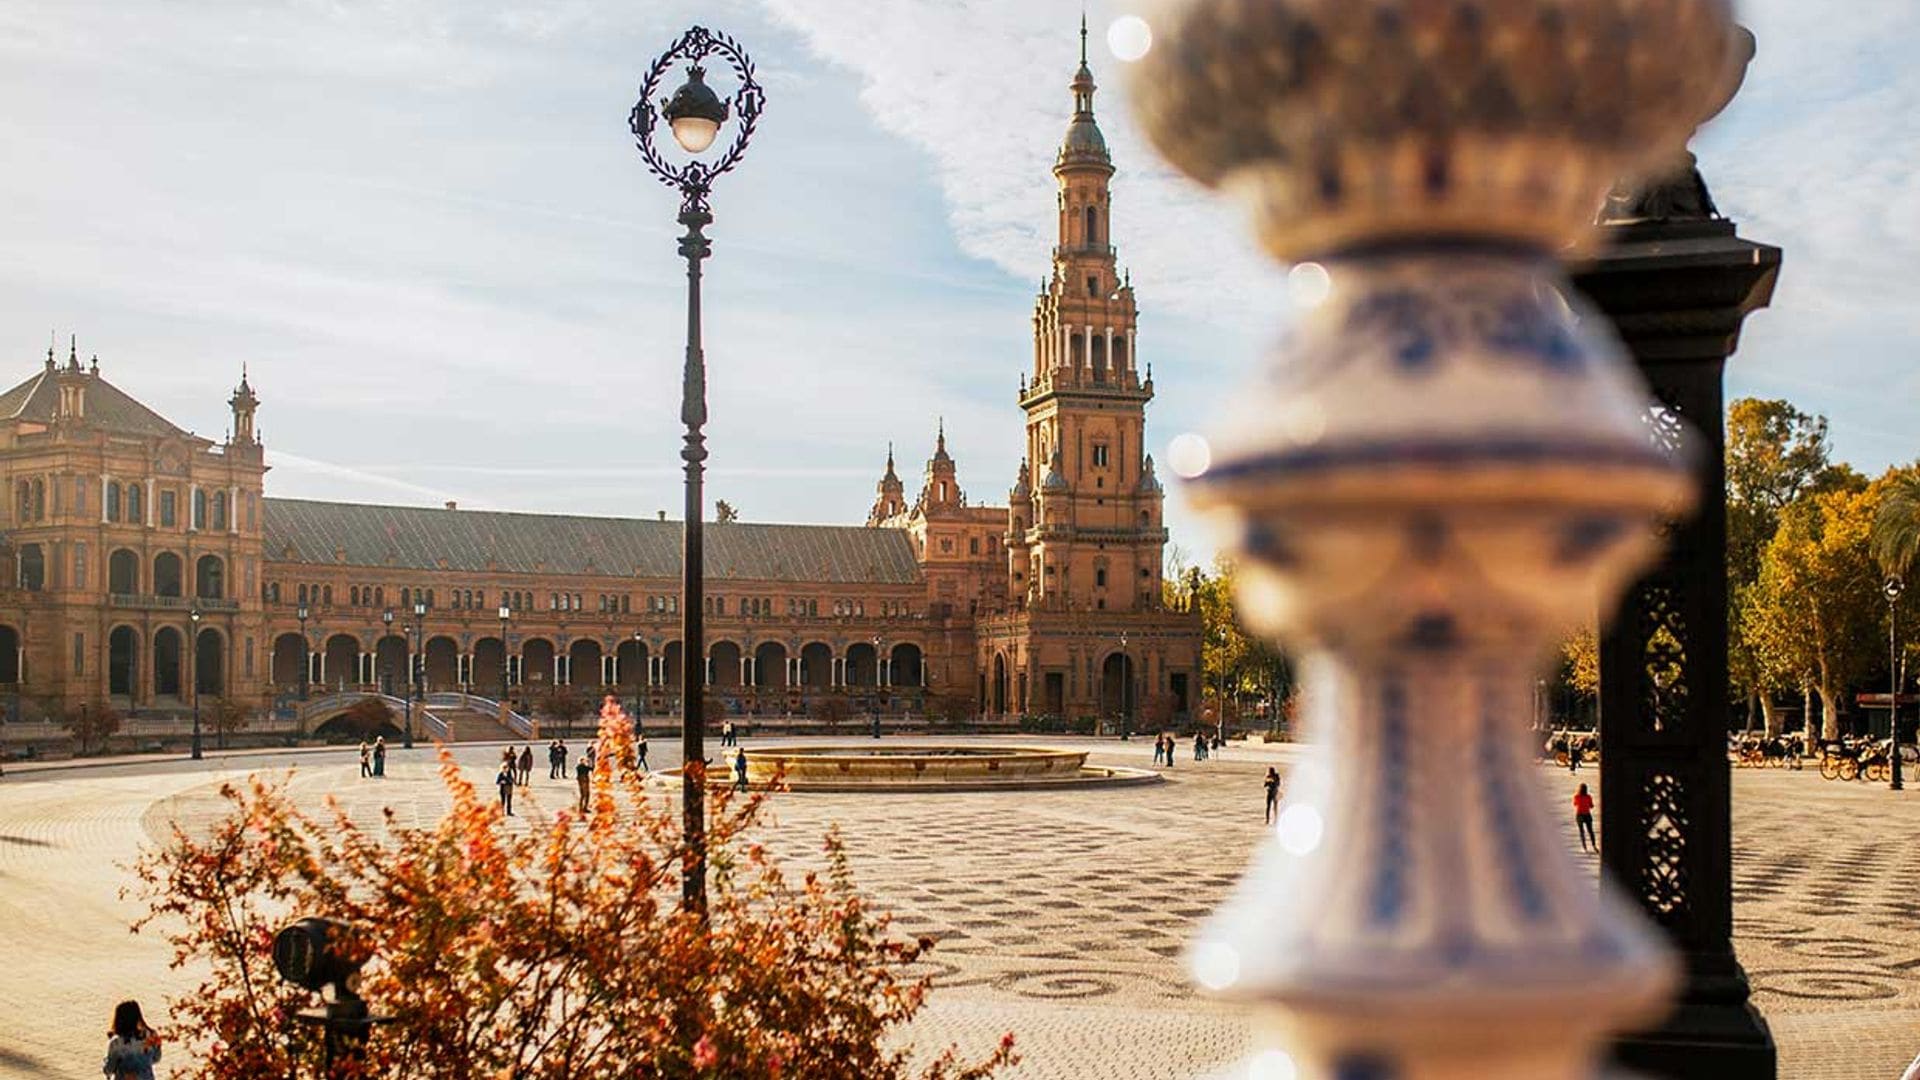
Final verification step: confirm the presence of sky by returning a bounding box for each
[1,0,1914,563]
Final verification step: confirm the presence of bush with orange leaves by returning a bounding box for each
[130,705,1016,1079]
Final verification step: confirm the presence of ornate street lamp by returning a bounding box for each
[1119,631,1131,742]
[189,607,203,760]
[498,604,512,704]
[871,633,883,739]
[381,609,395,697]
[406,599,426,749]
[1888,577,1904,791]
[296,603,310,701]
[630,25,765,917]
[1130,0,1741,1075]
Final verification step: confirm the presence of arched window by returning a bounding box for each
[18,544,45,591]
[211,491,228,531]
[106,482,122,523]
[374,586,383,606]
[350,586,361,606]
[322,585,332,606]
[16,481,29,522]
[1085,206,1098,246]
[400,587,410,610]
[195,555,225,600]
[191,488,207,530]
[32,479,44,521]
[298,583,309,604]
[127,484,143,523]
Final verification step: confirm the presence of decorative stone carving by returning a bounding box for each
[1127,0,1745,1076]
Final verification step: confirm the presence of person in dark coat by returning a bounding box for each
[496,762,515,816]
[371,736,387,777]
[1263,767,1282,824]
[575,756,592,815]
[518,745,534,786]
[733,749,750,792]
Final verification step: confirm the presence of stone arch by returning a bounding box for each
[271,633,305,689]
[709,640,743,688]
[890,642,924,687]
[375,634,408,696]
[522,637,557,693]
[108,548,139,595]
[424,635,459,692]
[799,642,833,689]
[568,638,604,687]
[323,633,359,689]
[662,641,685,688]
[473,636,507,699]
[153,551,183,598]
[845,642,878,687]
[615,637,647,693]
[754,641,787,688]
[109,625,138,696]
[194,627,225,696]
[154,626,184,698]
[0,623,19,683]
[1101,652,1136,723]
[991,653,1008,715]
[195,554,225,600]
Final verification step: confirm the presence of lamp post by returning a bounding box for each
[1119,631,1131,741]
[871,633,883,739]
[631,24,764,916]
[406,600,425,750]
[498,605,512,705]
[1888,577,1904,791]
[189,607,203,760]
[297,603,310,701]
[382,610,395,698]
[632,629,645,718]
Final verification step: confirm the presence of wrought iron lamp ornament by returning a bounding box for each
[1887,577,1904,791]
[189,607,203,760]
[1128,1,1745,1076]
[629,26,764,917]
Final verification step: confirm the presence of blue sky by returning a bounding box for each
[1,0,1914,563]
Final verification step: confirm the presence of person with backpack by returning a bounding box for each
[102,1000,161,1080]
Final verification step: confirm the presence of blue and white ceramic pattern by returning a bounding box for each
[1126,0,1745,1076]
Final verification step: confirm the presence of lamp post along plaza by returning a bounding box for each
[1888,577,1904,791]
[297,603,310,701]
[189,607,203,760]
[630,26,764,916]
[872,634,883,739]
[408,600,425,749]
[1130,1,1744,1076]
[1119,631,1131,741]
[499,605,512,705]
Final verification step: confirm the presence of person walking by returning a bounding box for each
[636,731,650,774]
[1163,733,1173,769]
[1264,767,1282,824]
[102,1000,162,1080]
[358,739,371,779]
[1566,731,1581,773]
[1194,732,1207,762]
[518,745,534,787]
[371,736,387,778]
[496,760,516,816]
[575,755,592,815]
[553,739,569,780]
[733,748,750,792]
[1573,783,1597,852]
[547,739,562,780]
[722,719,736,748]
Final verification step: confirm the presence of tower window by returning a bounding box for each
[1092,444,1110,468]
[1095,568,1107,587]
[1087,276,1099,298]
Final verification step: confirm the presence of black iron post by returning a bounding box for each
[631,25,763,917]
[871,634,883,738]
[1119,631,1131,741]
[406,601,424,749]
[1576,170,1781,1077]
[382,609,395,699]
[1888,578,1904,791]
[499,605,512,705]
[189,608,203,760]
[297,603,310,701]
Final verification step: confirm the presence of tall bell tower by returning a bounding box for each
[1009,17,1165,613]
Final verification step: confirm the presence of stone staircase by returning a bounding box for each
[428,706,521,744]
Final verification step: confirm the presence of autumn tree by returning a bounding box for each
[337,697,398,740]
[539,685,593,736]
[61,701,123,756]
[1871,465,1920,579]
[131,710,1016,1080]
[1747,483,1882,740]
[209,697,251,750]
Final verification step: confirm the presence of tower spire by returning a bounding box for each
[1080,9,1088,67]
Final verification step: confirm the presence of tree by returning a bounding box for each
[715,500,740,524]
[1191,558,1295,730]
[1561,627,1599,700]
[209,697,251,750]
[131,712,1016,1079]
[539,685,593,736]
[61,701,122,756]
[927,690,977,728]
[1871,466,1920,579]
[1746,484,1883,740]
[811,693,850,730]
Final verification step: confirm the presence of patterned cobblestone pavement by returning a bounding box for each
[0,738,1914,1078]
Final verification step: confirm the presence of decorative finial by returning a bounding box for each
[90,353,99,375]
[46,332,55,370]
[68,334,79,371]
[1080,8,1089,66]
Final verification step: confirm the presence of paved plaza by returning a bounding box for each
[1,738,1916,1079]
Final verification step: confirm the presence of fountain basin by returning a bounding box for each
[665,744,1160,792]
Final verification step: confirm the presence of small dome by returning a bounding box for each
[1011,457,1032,500]
[1041,449,1070,492]
[1139,454,1163,493]
[1060,117,1109,163]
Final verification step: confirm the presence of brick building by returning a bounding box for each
[0,33,1199,730]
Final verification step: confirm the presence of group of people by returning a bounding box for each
[1150,731,1218,766]
[356,736,387,778]
[491,731,658,816]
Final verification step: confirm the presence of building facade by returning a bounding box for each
[0,33,1199,729]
